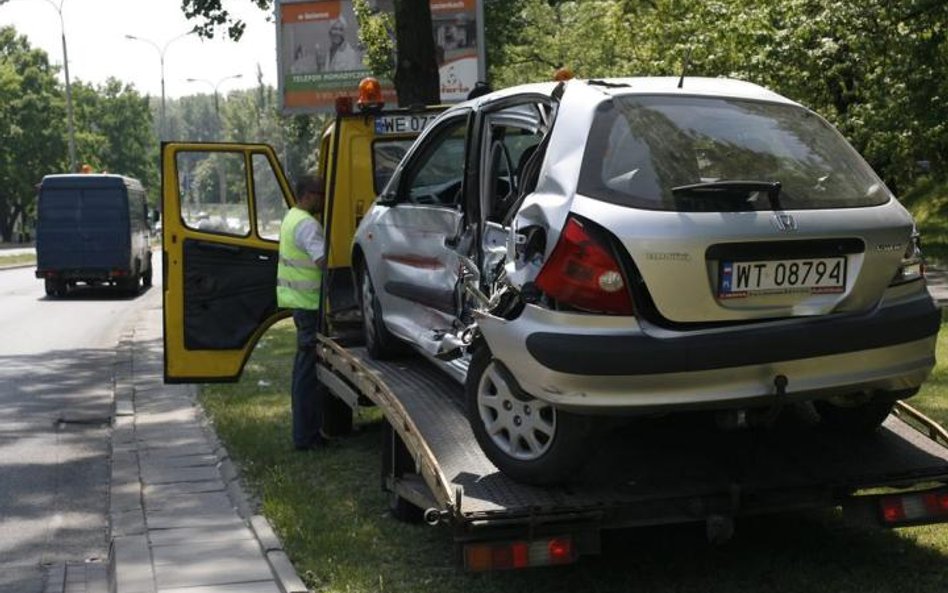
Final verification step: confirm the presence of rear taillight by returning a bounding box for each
[879,489,948,526]
[891,229,924,285]
[534,217,634,315]
[463,536,576,571]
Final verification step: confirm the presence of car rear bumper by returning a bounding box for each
[475,293,940,413]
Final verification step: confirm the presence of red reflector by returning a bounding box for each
[924,492,948,515]
[335,96,354,115]
[511,542,529,568]
[548,537,573,564]
[464,544,491,572]
[492,545,512,570]
[534,217,634,315]
[881,497,905,523]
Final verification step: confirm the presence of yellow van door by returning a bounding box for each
[162,143,294,382]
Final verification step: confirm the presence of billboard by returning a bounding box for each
[278,0,485,113]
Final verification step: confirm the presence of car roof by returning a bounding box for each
[459,77,799,111]
[40,174,145,192]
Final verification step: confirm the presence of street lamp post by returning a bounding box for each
[185,74,243,137]
[185,74,242,206]
[37,0,77,172]
[124,30,193,141]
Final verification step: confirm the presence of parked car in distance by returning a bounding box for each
[35,174,154,297]
[351,77,941,485]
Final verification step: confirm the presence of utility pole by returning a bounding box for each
[185,73,243,138]
[35,0,77,171]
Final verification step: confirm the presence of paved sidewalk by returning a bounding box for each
[108,294,307,593]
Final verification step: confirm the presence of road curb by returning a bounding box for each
[189,391,310,593]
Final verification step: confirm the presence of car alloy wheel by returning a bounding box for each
[465,347,594,485]
[476,359,557,461]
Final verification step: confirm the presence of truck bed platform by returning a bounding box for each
[318,339,948,533]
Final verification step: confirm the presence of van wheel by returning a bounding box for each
[360,268,401,359]
[465,347,593,485]
[119,275,139,294]
[45,279,65,298]
[814,396,896,434]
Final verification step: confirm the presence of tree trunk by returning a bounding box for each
[393,0,440,107]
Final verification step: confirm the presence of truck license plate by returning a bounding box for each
[719,257,846,298]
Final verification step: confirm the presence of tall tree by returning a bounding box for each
[180,0,441,105]
[0,27,66,242]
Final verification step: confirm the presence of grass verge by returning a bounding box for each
[0,253,35,267]
[201,319,948,593]
[902,177,948,264]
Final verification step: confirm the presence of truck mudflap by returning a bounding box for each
[315,335,948,569]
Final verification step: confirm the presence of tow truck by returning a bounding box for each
[160,80,948,571]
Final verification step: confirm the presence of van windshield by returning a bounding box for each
[578,95,889,211]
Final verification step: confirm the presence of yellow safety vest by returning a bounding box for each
[277,207,322,310]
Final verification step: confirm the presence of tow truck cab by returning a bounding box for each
[161,91,441,381]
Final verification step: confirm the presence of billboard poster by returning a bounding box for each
[278,0,485,113]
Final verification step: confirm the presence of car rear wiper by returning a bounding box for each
[672,180,782,210]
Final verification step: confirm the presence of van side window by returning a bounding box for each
[251,153,287,241]
[175,151,251,237]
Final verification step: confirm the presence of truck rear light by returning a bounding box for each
[463,536,576,571]
[111,269,128,278]
[879,488,948,525]
[534,217,634,315]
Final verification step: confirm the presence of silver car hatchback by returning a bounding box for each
[352,77,940,485]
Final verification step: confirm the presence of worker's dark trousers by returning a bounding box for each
[291,309,325,448]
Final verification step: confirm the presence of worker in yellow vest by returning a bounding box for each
[277,174,328,450]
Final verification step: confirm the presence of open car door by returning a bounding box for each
[162,143,294,382]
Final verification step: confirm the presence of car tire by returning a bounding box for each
[465,346,593,485]
[360,267,402,360]
[814,396,896,434]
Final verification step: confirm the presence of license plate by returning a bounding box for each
[719,257,846,298]
[374,114,437,135]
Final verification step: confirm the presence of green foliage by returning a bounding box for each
[353,0,395,81]
[182,0,273,41]
[0,26,65,241]
[162,77,329,185]
[488,0,948,192]
[70,78,159,202]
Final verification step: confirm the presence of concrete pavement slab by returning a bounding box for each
[153,552,274,590]
[111,535,155,593]
[108,295,301,593]
[156,582,280,593]
[146,524,257,547]
[143,480,225,497]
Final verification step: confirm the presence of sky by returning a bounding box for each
[0,0,278,99]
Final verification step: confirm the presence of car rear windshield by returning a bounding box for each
[578,95,889,212]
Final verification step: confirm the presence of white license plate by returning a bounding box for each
[719,257,846,298]
[374,114,437,135]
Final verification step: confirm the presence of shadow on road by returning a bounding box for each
[39,284,154,302]
[0,346,115,591]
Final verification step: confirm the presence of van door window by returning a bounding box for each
[251,153,287,241]
[175,151,251,236]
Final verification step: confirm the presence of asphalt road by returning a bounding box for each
[0,266,154,593]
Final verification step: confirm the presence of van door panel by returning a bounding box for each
[182,239,277,350]
[163,143,294,382]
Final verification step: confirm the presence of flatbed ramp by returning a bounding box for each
[319,341,948,532]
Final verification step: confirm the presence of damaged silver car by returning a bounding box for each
[351,77,941,485]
